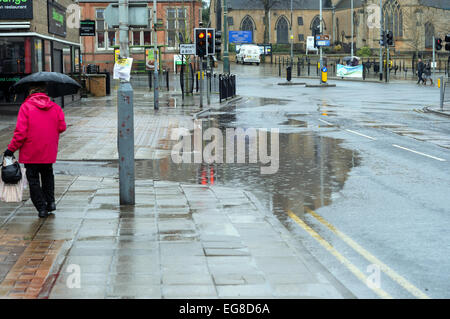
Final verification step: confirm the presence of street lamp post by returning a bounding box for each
[118,0,135,205]
[223,0,230,74]
[379,0,383,81]
[153,0,159,109]
[290,0,293,66]
[319,0,323,84]
[351,0,354,58]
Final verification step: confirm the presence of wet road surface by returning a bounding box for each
[1,62,449,298]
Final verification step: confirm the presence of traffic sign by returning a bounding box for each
[316,35,330,41]
[316,40,330,47]
[180,44,196,55]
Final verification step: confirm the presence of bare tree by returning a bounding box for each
[249,0,279,43]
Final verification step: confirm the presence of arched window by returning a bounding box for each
[276,16,289,44]
[383,0,403,37]
[311,16,320,37]
[241,16,254,42]
[424,22,434,49]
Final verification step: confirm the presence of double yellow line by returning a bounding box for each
[287,208,430,299]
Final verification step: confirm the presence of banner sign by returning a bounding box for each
[145,49,156,71]
[0,0,33,19]
[337,64,363,78]
[48,1,67,37]
[229,31,252,44]
[80,20,95,36]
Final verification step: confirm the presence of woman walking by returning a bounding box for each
[4,83,66,218]
[423,61,433,86]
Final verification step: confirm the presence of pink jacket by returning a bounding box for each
[8,93,66,164]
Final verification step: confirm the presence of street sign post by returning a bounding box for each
[315,35,330,47]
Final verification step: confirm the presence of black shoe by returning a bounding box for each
[38,210,49,218]
[47,202,56,212]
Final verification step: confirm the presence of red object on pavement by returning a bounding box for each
[8,93,67,164]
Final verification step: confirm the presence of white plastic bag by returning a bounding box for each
[0,167,27,203]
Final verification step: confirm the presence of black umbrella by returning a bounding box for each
[12,72,81,98]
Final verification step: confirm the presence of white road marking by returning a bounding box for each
[345,129,377,140]
[392,144,446,162]
[318,119,334,126]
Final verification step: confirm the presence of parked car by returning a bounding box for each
[236,45,261,65]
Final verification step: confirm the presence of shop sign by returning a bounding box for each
[80,20,95,36]
[48,1,66,37]
[0,0,33,20]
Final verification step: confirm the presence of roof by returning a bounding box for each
[334,0,364,10]
[419,0,450,10]
[227,0,333,10]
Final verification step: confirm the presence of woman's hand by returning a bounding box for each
[3,149,14,157]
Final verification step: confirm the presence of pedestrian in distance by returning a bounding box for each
[417,58,425,85]
[423,61,433,86]
[4,82,67,218]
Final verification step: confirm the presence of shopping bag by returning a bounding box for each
[1,155,22,184]
[0,167,27,203]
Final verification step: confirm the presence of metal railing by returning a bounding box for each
[219,74,236,103]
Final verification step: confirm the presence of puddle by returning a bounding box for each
[121,118,361,224]
[281,119,308,127]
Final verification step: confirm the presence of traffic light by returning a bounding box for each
[380,31,386,46]
[435,38,443,50]
[207,29,215,55]
[386,31,394,46]
[445,34,450,51]
[195,28,207,57]
[215,30,222,54]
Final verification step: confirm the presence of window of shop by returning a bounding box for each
[167,7,186,48]
[44,40,52,72]
[0,37,31,74]
[0,37,32,104]
[34,38,43,72]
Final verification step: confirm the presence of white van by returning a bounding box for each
[236,45,261,65]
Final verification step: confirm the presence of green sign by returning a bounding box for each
[48,1,66,37]
[0,0,33,19]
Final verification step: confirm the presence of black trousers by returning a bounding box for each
[417,72,425,84]
[25,164,55,212]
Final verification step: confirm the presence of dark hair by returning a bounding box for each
[28,82,47,95]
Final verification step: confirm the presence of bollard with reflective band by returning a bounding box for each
[321,67,328,83]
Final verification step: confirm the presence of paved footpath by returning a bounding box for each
[0,90,354,299]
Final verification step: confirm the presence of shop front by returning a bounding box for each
[0,0,81,106]
[0,34,81,105]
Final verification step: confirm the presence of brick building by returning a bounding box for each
[79,0,203,73]
[0,0,81,104]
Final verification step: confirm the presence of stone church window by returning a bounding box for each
[276,16,289,44]
[383,0,403,37]
[424,22,434,49]
[241,16,254,42]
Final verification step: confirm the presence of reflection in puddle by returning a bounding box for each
[129,119,360,224]
[281,119,308,127]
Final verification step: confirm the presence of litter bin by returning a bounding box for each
[286,66,292,82]
[98,72,111,95]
